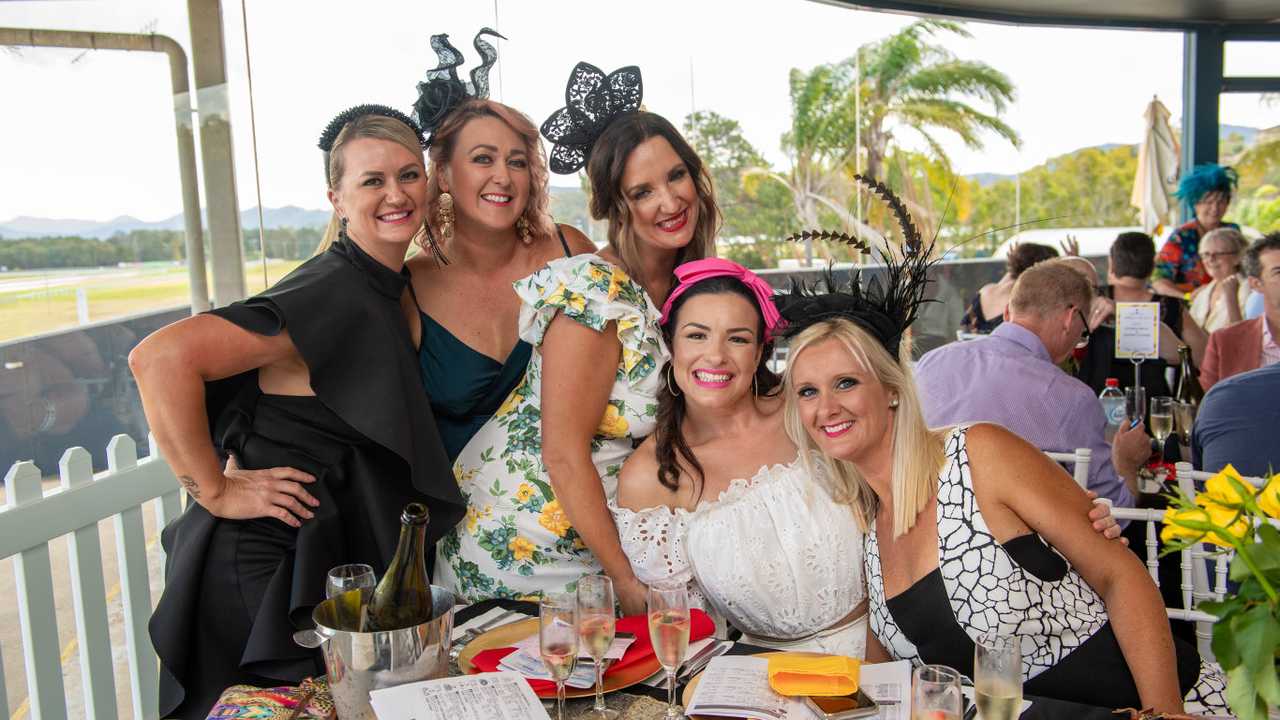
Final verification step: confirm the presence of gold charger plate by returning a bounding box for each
[456,617,662,699]
[681,651,835,720]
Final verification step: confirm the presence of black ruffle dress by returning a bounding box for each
[149,239,464,719]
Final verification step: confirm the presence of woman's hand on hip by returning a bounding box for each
[201,454,319,527]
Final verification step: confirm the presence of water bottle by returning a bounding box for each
[1100,378,1125,442]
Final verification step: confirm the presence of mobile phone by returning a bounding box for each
[801,689,880,719]
[1129,415,1142,429]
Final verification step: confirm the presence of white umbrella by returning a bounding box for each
[1130,96,1180,236]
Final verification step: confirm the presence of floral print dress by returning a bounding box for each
[434,254,667,601]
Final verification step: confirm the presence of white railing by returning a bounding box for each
[1045,448,1092,489]
[2,435,181,720]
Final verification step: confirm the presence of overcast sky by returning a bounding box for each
[0,0,1275,222]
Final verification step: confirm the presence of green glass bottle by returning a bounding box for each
[363,503,433,632]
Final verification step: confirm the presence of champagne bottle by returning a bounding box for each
[363,503,433,632]
[1175,345,1204,406]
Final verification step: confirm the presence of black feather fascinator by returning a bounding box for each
[774,175,937,360]
[412,27,505,145]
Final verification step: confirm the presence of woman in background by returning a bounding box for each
[1188,226,1251,334]
[1153,164,1239,298]
[961,242,1058,333]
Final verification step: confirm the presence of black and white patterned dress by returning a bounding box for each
[865,425,1227,713]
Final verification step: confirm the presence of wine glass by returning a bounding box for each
[1124,385,1146,428]
[911,664,962,720]
[648,580,691,720]
[326,563,375,599]
[1150,396,1174,445]
[974,634,1023,720]
[578,575,619,719]
[1173,400,1196,446]
[539,592,579,720]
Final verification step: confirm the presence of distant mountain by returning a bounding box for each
[0,205,331,240]
[963,125,1261,186]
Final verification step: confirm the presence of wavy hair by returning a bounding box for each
[781,318,948,537]
[423,98,555,254]
[654,276,781,499]
[585,112,718,280]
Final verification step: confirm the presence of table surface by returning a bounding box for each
[453,600,1118,720]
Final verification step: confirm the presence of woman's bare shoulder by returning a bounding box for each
[617,437,677,510]
[557,223,598,255]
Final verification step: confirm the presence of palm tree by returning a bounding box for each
[857,19,1020,181]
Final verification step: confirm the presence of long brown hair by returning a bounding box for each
[423,98,555,253]
[654,276,780,500]
[585,112,718,280]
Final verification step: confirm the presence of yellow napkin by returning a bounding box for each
[766,653,861,696]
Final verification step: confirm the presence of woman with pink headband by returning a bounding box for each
[613,258,1124,655]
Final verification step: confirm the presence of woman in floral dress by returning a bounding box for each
[434,67,719,613]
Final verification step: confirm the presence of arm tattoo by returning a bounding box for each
[178,475,201,499]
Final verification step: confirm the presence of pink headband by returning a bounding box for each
[659,258,784,341]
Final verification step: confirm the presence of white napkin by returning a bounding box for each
[451,606,517,642]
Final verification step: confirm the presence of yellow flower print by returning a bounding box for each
[607,267,632,300]
[547,284,586,314]
[622,346,643,374]
[455,464,479,485]
[596,403,630,438]
[589,264,609,284]
[464,505,492,534]
[496,390,523,418]
[509,536,536,562]
[539,500,573,538]
[515,483,536,504]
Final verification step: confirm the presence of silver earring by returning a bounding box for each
[665,365,682,397]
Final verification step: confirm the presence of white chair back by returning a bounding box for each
[1045,448,1092,490]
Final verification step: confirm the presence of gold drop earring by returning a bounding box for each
[437,191,455,244]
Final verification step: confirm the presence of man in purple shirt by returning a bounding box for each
[915,260,1151,508]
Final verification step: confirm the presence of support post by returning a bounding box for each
[1179,29,1224,221]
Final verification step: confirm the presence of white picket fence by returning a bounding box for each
[2,435,181,720]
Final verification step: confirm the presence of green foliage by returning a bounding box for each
[0,226,325,271]
[683,111,794,267]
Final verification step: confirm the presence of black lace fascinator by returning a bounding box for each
[412,27,505,144]
[540,62,643,174]
[774,175,937,360]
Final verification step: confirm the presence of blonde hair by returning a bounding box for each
[317,114,428,254]
[1009,259,1093,318]
[782,318,948,538]
[586,112,718,280]
[423,99,555,251]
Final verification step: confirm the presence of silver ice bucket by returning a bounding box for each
[300,585,455,720]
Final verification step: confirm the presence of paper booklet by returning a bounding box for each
[686,656,914,720]
[369,671,551,720]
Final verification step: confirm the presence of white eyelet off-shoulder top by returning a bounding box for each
[610,452,867,657]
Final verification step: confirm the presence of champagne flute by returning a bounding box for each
[974,633,1023,720]
[326,563,376,599]
[1173,400,1196,445]
[911,664,962,720]
[648,580,691,720]
[578,575,619,719]
[1150,396,1174,445]
[539,592,578,720]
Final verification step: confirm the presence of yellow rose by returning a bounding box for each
[547,284,586,314]
[509,536,536,562]
[538,499,573,538]
[515,483,535,504]
[1258,474,1280,519]
[596,403,630,438]
[607,267,631,300]
[1202,464,1255,506]
[495,391,523,418]
[1161,506,1210,545]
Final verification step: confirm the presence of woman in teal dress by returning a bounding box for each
[404,38,595,463]
[435,62,719,614]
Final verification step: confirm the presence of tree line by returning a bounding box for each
[0,227,325,271]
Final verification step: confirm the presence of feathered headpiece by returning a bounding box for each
[774,175,937,360]
[540,62,643,174]
[412,28,505,145]
[1174,163,1238,207]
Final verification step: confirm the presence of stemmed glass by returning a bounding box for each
[648,580,691,720]
[1150,396,1174,448]
[578,576,619,719]
[539,592,579,720]
[326,563,376,599]
[974,634,1023,720]
[1173,400,1196,446]
[912,664,962,720]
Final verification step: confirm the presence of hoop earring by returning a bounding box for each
[516,216,532,245]
[437,191,455,244]
[665,365,682,397]
[752,374,759,397]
